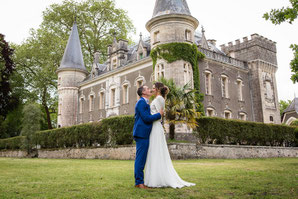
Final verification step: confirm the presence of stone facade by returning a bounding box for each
[57,0,281,128]
[1,144,297,160]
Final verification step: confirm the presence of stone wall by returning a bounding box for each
[1,144,297,160]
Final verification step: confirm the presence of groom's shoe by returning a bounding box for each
[135,184,149,189]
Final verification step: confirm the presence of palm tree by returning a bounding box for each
[158,77,201,140]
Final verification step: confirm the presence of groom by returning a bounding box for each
[133,85,163,189]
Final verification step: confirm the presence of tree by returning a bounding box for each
[279,99,292,117]
[21,103,43,153]
[0,34,17,117]
[14,0,135,129]
[263,0,298,83]
[158,78,201,140]
[289,44,298,83]
[41,0,135,66]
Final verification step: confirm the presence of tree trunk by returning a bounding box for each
[169,122,175,140]
[42,87,52,129]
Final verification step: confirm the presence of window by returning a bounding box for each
[89,95,94,112]
[79,98,84,114]
[221,75,229,98]
[185,29,191,41]
[123,84,129,104]
[206,108,214,117]
[112,59,117,70]
[58,77,61,86]
[136,80,143,100]
[99,92,105,109]
[237,79,243,101]
[184,63,192,85]
[110,88,116,107]
[239,113,247,120]
[58,99,62,115]
[270,116,274,122]
[154,31,160,43]
[205,71,212,95]
[155,64,165,80]
[224,110,232,119]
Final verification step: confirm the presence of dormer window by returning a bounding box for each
[139,52,143,59]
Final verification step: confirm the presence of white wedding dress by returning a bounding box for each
[144,95,195,188]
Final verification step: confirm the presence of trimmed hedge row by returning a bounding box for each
[195,117,297,147]
[0,136,25,150]
[0,115,134,150]
[0,116,297,150]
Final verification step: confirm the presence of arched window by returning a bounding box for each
[155,64,165,81]
[99,90,105,110]
[89,95,94,112]
[206,107,215,117]
[184,63,192,85]
[221,75,229,98]
[239,112,247,120]
[237,79,243,101]
[205,70,212,95]
[110,88,116,107]
[224,110,232,119]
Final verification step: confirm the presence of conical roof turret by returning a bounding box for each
[58,22,87,73]
[152,0,191,18]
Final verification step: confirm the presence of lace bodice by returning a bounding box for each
[150,95,165,115]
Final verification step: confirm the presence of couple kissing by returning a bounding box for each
[133,82,195,189]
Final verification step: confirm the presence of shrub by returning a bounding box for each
[0,136,25,150]
[195,117,297,147]
[100,115,134,146]
[21,103,42,153]
[34,122,106,149]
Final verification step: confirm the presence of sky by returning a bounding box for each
[0,0,297,101]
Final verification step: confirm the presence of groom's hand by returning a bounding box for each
[159,109,164,117]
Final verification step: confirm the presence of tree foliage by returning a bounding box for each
[41,0,135,66]
[21,103,43,153]
[0,34,16,117]
[289,44,298,83]
[263,0,297,25]
[14,0,135,130]
[158,77,201,140]
[279,99,292,117]
[263,0,298,83]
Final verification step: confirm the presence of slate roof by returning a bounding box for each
[152,0,191,18]
[284,98,298,114]
[58,22,87,72]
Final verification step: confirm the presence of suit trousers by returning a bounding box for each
[134,138,149,185]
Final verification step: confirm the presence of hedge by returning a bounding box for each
[0,116,297,150]
[0,115,134,150]
[0,136,25,150]
[195,117,297,147]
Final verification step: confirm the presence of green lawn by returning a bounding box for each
[0,158,297,199]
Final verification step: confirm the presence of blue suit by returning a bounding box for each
[133,97,161,185]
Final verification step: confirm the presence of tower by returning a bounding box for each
[221,34,281,124]
[146,0,199,86]
[57,22,88,127]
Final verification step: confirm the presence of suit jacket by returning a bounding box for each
[133,97,161,139]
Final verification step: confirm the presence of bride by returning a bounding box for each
[144,82,195,188]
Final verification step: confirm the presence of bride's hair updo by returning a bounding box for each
[154,82,169,98]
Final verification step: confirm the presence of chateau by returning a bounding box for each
[57,0,281,128]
